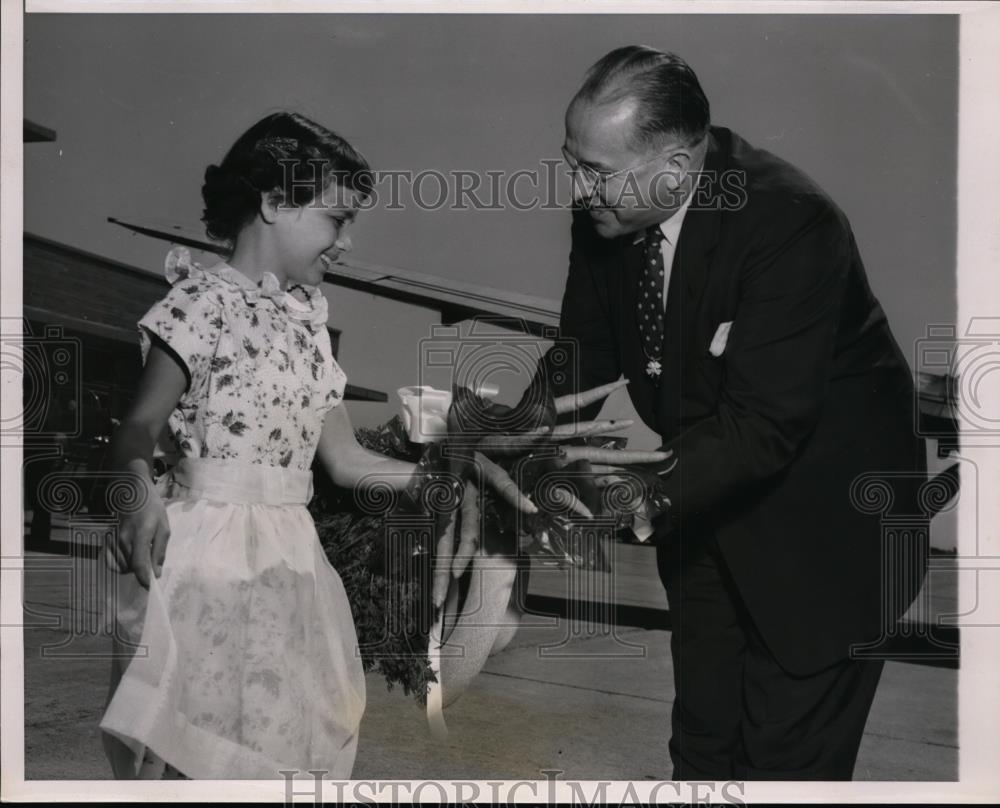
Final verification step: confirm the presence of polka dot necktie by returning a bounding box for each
[638,225,666,380]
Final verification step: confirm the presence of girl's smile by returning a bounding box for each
[271,182,361,287]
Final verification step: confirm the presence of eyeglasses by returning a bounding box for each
[560,145,675,198]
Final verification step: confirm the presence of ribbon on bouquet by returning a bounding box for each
[397,384,500,444]
[398,383,514,738]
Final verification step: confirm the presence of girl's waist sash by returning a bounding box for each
[165,457,313,506]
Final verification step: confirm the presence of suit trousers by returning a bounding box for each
[656,529,884,780]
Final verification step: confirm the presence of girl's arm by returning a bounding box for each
[315,404,539,515]
[315,403,416,492]
[107,341,187,588]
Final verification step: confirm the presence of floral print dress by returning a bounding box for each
[99,247,366,780]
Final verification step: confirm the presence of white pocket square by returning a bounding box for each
[709,321,733,357]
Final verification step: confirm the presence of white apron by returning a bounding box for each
[100,458,366,780]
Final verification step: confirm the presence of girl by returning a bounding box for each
[97,110,658,781]
[99,112,421,780]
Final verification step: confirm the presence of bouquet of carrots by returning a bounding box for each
[312,376,674,702]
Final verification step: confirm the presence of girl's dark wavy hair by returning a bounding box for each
[201,111,374,245]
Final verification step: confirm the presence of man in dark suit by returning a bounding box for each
[540,46,928,780]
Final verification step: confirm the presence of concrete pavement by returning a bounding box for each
[15,524,958,782]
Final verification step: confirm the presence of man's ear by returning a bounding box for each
[654,149,696,196]
[259,190,283,224]
[667,134,709,184]
[666,149,693,179]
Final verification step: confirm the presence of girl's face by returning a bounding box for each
[272,181,361,287]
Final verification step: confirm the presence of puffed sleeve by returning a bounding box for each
[137,277,223,397]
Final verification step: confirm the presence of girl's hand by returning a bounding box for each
[103,340,187,589]
[110,485,171,589]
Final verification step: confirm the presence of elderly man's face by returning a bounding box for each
[564,98,684,239]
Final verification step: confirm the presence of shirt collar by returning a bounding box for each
[632,189,695,246]
[163,247,328,330]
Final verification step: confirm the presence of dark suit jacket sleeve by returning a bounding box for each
[538,212,621,424]
[660,198,851,520]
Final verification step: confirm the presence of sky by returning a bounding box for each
[23,12,958,438]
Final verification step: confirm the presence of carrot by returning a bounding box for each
[476,426,551,455]
[532,419,634,440]
[553,379,630,415]
[474,451,538,515]
[560,447,673,464]
[453,480,480,579]
[433,508,458,609]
